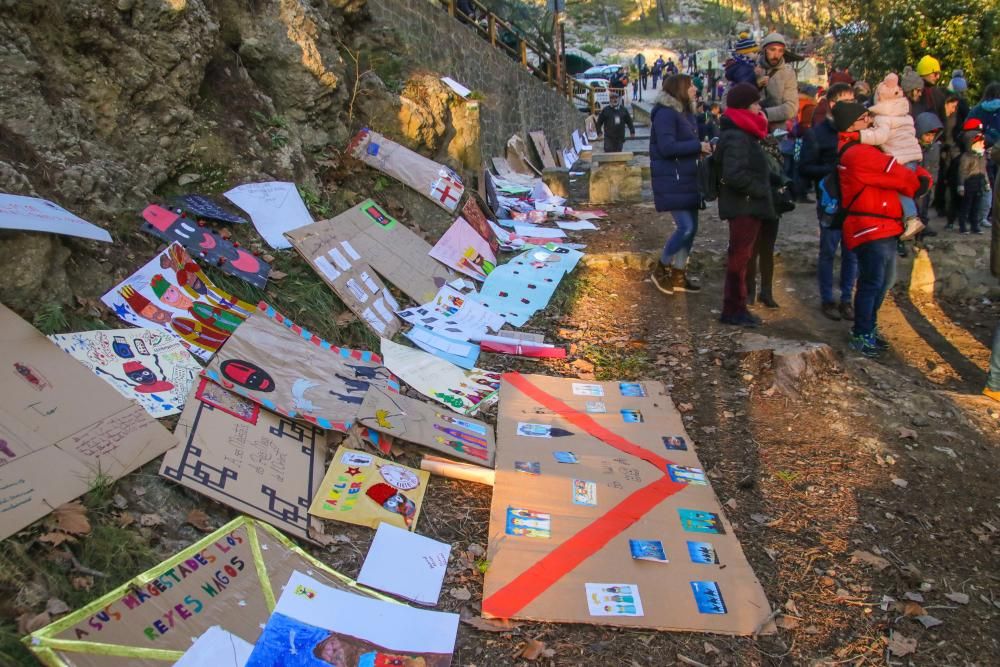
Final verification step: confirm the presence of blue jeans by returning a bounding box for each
[988,323,1000,391]
[898,161,919,218]
[852,237,898,336]
[818,225,858,304]
[661,209,699,269]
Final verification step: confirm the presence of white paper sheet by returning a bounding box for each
[0,193,112,242]
[556,220,598,231]
[513,224,566,239]
[224,182,313,249]
[441,76,472,98]
[245,571,459,666]
[357,523,452,605]
[396,285,505,341]
[175,626,253,667]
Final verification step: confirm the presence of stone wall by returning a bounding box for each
[367,0,585,160]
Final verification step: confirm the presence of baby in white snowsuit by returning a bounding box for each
[859,72,925,238]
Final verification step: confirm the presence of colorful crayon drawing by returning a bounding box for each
[678,509,725,534]
[505,507,551,538]
[585,583,644,617]
[690,581,728,614]
[572,479,598,506]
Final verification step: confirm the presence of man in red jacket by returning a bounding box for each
[832,102,931,357]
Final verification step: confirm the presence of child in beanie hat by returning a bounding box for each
[854,72,925,238]
[957,118,988,234]
[901,67,923,96]
[724,32,758,86]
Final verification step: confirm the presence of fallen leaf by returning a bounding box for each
[70,576,94,591]
[775,615,799,630]
[678,402,694,413]
[703,641,719,654]
[335,310,358,327]
[133,486,146,497]
[519,639,546,660]
[53,501,91,536]
[449,586,472,601]
[903,591,924,602]
[39,532,76,547]
[803,625,822,634]
[185,509,213,532]
[18,611,51,635]
[139,513,162,527]
[570,358,595,374]
[112,494,128,510]
[851,549,890,571]
[460,616,520,632]
[915,614,943,628]
[118,512,136,528]
[45,598,70,615]
[899,600,926,617]
[784,599,800,615]
[725,498,737,510]
[897,427,918,439]
[764,547,778,561]
[262,254,276,263]
[269,269,288,281]
[944,592,969,604]
[887,632,917,657]
[307,526,337,547]
[891,477,909,488]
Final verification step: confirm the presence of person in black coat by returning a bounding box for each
[799,82,859,321]
[715,83,781,327]
[649,74,712,294]
[595,92,635,152]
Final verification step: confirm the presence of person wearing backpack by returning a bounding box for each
[833,102,932,357]
[649,74,712,295]
[800,82,859,321]
[715,83,781,327]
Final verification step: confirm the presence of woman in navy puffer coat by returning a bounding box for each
[650,73,711,294]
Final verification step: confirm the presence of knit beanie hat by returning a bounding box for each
[950,70,968,93]
[900,67,923,93]
[875,73,903,102]
[761,32,786,49]
[726,82,761,109]
[916,55,941,77]
[833,102,868,132]
[733,32,757,55]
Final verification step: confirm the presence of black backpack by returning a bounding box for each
[818,141,861,230]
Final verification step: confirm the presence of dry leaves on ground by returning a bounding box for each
[52,501,91,536]
[460,615,521,633]
[851,549,891,571]
[186,509,213,532]
[139,513,162,527]
[887,632,917,656]
[449,586,472,601]
[519,638,547,660]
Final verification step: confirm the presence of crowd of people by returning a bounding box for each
[636,31,1000,398]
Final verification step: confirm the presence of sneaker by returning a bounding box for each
[945,222,955,230]
[849,331,882,358]
[719,312,759,328]
[984,387,1000,403]
[983,220,993,228]
[974,230,984,235]
[651,262,673,294]
[872,328,890,351]
[839,302,855,321]
[821,302,841,321]
[899,216,925,241]
[961,230,971,235]
[742,311,762,326]
[758,293,779,308]
[671,268,701,292]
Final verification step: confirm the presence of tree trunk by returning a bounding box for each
[739,334,838,398]
[749,0,762,38]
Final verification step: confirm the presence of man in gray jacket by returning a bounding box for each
[757,33,798,131]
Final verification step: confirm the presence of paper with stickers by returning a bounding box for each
[380,338,500,416]
[482,374,773,633]
[405,326,480,369]
[0,192,112,242]
[471,245,583,326]
[160,380,330,542]
[101,243,255,362]
[223,181,313,249]
[429,216,497,281]
[284,203,405,337]
[356,387,495,466]
[201,303,397,432]
[349,128,465,213]
[396,285,505,341]
[309,446,429,530]
[358,522,452,605]
[25,516,388,667]
[246,571,458,667]
[48,327,200,418]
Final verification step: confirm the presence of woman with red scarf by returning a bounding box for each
[715,83,782,326]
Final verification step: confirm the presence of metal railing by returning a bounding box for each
[439,0,575,101]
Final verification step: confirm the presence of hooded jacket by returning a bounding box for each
[596,101,635,145]
[715,113,779,221]
[799,117,840,216]
[915,112,944,181]
[958,130,988,184]
[837,137,926,251]
[859,74,923,164]
[758,52,798,129]
[649,90,702,211]
[969,98,1000,147]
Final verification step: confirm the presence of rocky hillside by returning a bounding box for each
[0,0,472,316]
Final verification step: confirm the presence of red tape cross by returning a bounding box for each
[482,373,687,619]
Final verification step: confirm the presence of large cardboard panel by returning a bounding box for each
[160,380,330,542]
[26,517,390,667]
[506,135,542,175]
[202,303,398,432]
[529,131,558,169]
[348,128,465,213]
[356,387,495,466]
[0,305,177,540]
[482,374,772,634]
[294,199,453,305]
[284,202,404,337]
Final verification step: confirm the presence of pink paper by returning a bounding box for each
[428,217,498,282]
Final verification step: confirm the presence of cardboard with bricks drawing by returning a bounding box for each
[308,446,429,531]
[429,216,498,281]
[101,243,255,362]
[48,327,200,418]
[25,516,391,667]
[159,380,330,542]
[481,374,772,634]
[529,131,558,169]
[297,199,453,304]
[140,204,271,289]
[284,207,403,337]
[348,128,465,213]
[461,195,500,255]
[202,303,398,433]
[0,305,177,541]
[356,387,495,466]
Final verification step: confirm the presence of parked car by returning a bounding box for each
[577,64,620,81]
[572,78,610,111]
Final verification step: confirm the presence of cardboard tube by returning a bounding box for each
[421,455,495,486]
